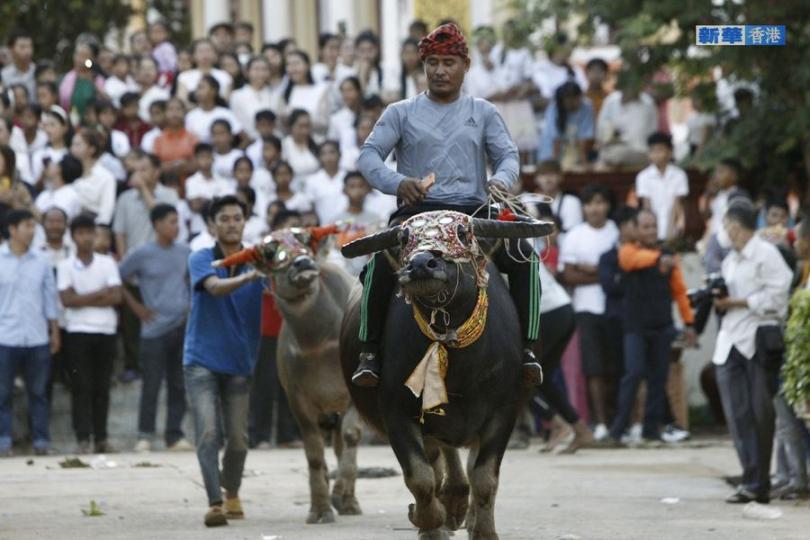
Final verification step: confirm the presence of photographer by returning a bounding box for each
[713,201,793,504]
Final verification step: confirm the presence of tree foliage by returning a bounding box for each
[512,0,810,194]
[0,1,133,68]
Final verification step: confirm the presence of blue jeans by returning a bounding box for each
[609,327,674,441]
[184,363,250,506]
[138,326,186,445]
[0,345,51,451]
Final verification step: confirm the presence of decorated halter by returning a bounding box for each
[399,211,489,289]
[216,225,340,275]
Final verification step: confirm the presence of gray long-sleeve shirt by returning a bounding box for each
[358,93,519,206]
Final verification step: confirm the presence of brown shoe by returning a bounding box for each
[224,497,244,520]
[204,505,228,527]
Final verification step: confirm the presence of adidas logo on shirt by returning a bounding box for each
[465,117,477,127]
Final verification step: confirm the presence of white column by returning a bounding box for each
[380,0,400,72]
[322,0,353,34]
[470,0,493,28]
[202,0,229,33]
[262,0,293,41]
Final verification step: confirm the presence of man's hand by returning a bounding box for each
[133,302,156,323]
[659,254,676,274]
[49,328,61,355]
[577,263,599,275]
[486,179,510,197]
[684,326,698,348]
[714,297,746,311]
[397,178,428,206]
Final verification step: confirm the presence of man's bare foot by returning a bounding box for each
[559,420,595,454]
[540,416,573,453]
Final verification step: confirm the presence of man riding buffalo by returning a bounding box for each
[352,22,543,387]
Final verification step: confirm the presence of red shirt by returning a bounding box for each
[115,119,152,148]
[261,292,283,337]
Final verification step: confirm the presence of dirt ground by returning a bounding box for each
[1,440,808,540]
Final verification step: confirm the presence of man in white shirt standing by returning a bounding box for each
[635,132,689,241]
[596,75,658,170]
[712,201,793,504]
[58,215,123,454]
[559,185,620,441]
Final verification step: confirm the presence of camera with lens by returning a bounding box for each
[687,273,728,334]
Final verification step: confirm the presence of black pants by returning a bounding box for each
[531,304,579,424]
[359,204,540,348]
[716,346,778,495]
[66,333,117,442]
[249,335,299,446]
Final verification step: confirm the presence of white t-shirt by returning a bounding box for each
[139,85,170,123]
[327,107,356,146]
[273,192,313,213]
[177,68,232,97]
[104,75,140,107]
[305,168,346,224]
[30,146,68,184]
[285,83,331,129]
[35,184,82,220]
[212,148,244,180]
[282,136,320,187]
[635,164,689,240]
[189,229,215,252]
[596,91,658,152]
[538,263,571,314]
[73,161,117,224]
[57,254,121,335]
[464,64,499,99]
[243,215,267,246]
[229,85,280,140]
[559,220,619,315]
[532,60,587,99]
[184,171,235,200]
[686,111,716,147]
[185,106,243,143]
[140,127,161,153]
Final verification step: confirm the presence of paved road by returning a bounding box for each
[1,441,808,540]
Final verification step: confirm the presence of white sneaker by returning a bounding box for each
[661,424,690,443]
[167,438,195,451]
[134,439,151,453]
[621,423,643,445]
[593,423,608,441]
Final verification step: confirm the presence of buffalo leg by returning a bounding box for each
[439,447,469,530]
[290,397,334,524]
[332,405,362,515]
[467,412,514,540]
[386,417,446,533]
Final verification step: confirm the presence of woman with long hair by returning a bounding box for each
[281,109,319,186]
[70,128,116,224]
[175,38,233,104]
[327,76,362,148]
[394,38,422,101]
[281,50,330,137]
[31,106,73,186]
[185,75,245,144]
[538,81,595,169]
[354,31,384,98]
[229,56,279,141]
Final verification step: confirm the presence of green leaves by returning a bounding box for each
[783,289,810,407]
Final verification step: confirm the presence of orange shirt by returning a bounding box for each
[618,243,695,325]
[153,128,198,170]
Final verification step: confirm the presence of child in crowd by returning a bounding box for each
[210,119,243,181]
[103,54,139,107]
[235,185,266,245]
[305,140,346,224]
[560,184,620,441]
[270,160,312,212]
[233,156,269,221]
[141,100,167,153]
[116,92,151,148]
[185,143,234,235]
[635,132,688,242]
[527,159,583,242]
[246,110,278,166]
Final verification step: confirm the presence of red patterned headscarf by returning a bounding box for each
[418,23,469,61]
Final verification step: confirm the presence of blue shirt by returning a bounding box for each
[0,243,58,347]
[358,93,519,206]
[183,246,263,376]
[537,98,595,161]
[119,241,191,339]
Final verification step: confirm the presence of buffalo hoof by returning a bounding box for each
[331,493,362,515]
[408,502,446,531]
[417,527,450,540]
[439,485,469,530]
[306,509,336,524]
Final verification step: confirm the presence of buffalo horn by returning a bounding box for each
[341,227,402,258]
[471,218,556,239]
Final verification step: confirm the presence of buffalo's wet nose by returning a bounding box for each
[293,256,316,272]
[407,251,441,278]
